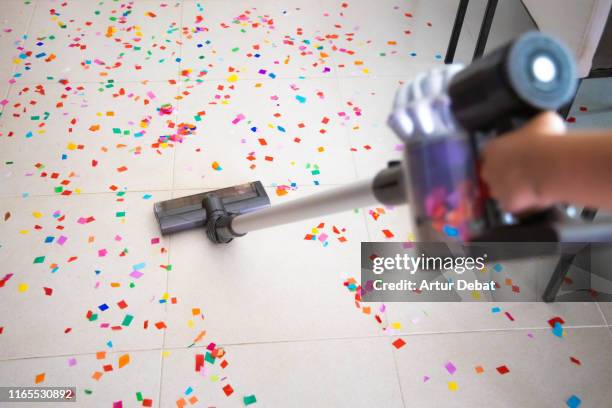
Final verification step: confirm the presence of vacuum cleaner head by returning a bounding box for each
[154,181,270,235]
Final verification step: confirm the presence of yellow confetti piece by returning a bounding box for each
[67,142,77,150]
[317,146,325,152]
[448,381,458,391]
[187,319,194,328]
[162,351,170,358]
[18,283,29,293]
[227,74,239,83]
[471,291,481,299]
[32,211,43,218]
[19,230,29,235]
[391,322,402,329]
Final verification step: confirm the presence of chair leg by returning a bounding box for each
[542,253,576,302]
[445,0,470,64]
[473,0,498,60]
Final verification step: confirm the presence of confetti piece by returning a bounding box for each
[445,361,456,375]
[496,365,509,375]
[392,338,406,349]
[18,283,28,293]
[475,365,484,374]
[33,256,46,264]
[570,356,581,365]
[222,384,234,396]
[566,395,581,408]
[35,373,45,384]
[552,322,564,337]
[295,95,306,103]
[118,354,130,368]
[447,381,457,391]
[243,395,257,405]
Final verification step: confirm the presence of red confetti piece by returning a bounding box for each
[570,356,581,365]
[222,384,234,396]
[392,338,406,349]
[382,229,394,238]
[496,365,509,375]
[43,287,53,296]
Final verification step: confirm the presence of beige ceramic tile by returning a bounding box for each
[160,337,403,408]
[393,327,612,407]
[0,349,162,407]
[0,192,169,359]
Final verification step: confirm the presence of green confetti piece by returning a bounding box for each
[54,186,63,193]
[84,389,93,395]
[122,314,134,327]
[33,256,45,264]
[136,391,143,401]
[89,313,98,322]
[231,47,240,52]
[112,128,121,134]
[243,395,257,405]
[116,211,126,217]
[129,282,135,288]
[204,352,216,364]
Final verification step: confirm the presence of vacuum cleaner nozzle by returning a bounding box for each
[154,181,270,235]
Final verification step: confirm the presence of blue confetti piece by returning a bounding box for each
[552,322,563,337]
[185,387,193,395]
[295,95,307,103]
[98,303,109,311]
[44,236,54,243]
[107,340,113,348]
[133,262,146,270]
[493,263,503,272]
[26,131,33,138]
[491,306,501,313]
[142,194,152,200]
[566,395,581,408]
[443,224,458,237]
[277,126,286,132]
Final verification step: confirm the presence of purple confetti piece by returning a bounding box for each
[445,361,457,375]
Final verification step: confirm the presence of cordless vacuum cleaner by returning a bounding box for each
[154,32,612,244]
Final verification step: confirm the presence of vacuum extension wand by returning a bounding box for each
[203,164,405,243]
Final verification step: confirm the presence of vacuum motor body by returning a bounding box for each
[404,31,577,242]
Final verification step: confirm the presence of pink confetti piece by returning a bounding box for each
[68,358,77,367]
[151,237,160,244]
[232,113,245,124]
[445,361,456,375]
[57,235,67,246]
[98,249,108,257]
[146,91,156,99]
[129,271,144,279]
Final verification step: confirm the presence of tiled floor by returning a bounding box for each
[0,1,611,407]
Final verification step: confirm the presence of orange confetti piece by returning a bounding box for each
[118,353,130,368]
[35,372,45,384]
[116,166,128,172]
[89,124,100,132]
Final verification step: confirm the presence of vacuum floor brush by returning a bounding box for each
[154,32,612,245]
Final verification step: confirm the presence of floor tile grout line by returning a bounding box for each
[595,301,610,326]
[157,1,185,405]
[0,182,377,200]
[2,323,611,362]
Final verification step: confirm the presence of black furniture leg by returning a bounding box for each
[445,0,470,64]
[557,78,583,119]
[473,0,498,60]
[542,253,576,302]
[542,208,598,302]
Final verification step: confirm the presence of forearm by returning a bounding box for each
[535,133,612,209]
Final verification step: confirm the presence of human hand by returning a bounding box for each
[481,112,566,213]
